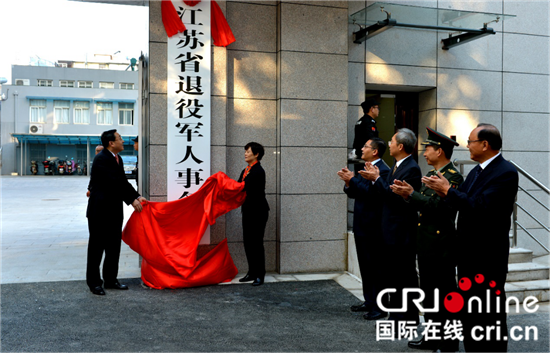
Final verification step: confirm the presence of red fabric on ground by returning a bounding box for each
[161,0,186,38]
[122,172,245,289]
[211,1,236,47]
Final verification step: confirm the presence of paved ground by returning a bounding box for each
[1,176,549,352]
[2,279,549,352]
[1,175,140,284]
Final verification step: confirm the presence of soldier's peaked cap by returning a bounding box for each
[361,97,379,112]
[421,127,459,148]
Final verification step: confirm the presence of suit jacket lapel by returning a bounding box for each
[388,156,411,184]
[465,155,504,195]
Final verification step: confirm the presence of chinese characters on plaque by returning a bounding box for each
[167,0,211,241]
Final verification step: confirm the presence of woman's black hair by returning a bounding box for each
[245,142,265,161]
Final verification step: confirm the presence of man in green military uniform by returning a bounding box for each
[390,127,463,352]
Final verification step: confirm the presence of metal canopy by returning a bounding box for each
[12,133,135,146]
[350,2,516,50]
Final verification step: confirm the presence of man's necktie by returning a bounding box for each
[467,165,482,193]
[391,164,397,175]
[115,154,120,165]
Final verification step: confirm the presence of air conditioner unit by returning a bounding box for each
[29,124,43,134]
[15,79,30,86]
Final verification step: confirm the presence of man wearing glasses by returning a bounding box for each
[359,128,422,324]
[338,138,390,320]
[422,123,518,352]
[86,129,147,296]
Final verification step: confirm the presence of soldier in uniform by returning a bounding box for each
[390,127,463,352]
[351,98,379,171]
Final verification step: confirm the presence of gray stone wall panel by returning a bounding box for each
[227,98,277,147]
[279,240,346,273]
[365,63,436,87]
[503,73,550,113]
[438,32,503,72]
[280,100,348,147]
[503,33,549,75]
[280,52,348,101]
[227,51,277,99]
[149,94,167,145]
[435,109,502,148]
[227,2,277,52]
[279,194,347,242]
[502,112,550,152]
[150,42,168,94]
[504,0,549,36]
[437,69,502,111]
[149,145,167,196]
[366,29,437,67]
[280,147,347,194]
[280,3,348,54]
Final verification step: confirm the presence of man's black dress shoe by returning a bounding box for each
[350,302,372,312]
[363,310,387,320]
[90,286,105,295]
[252,278,264,286]
[408,337,438,350]
[238,274,253,282]
[104,281,128,290]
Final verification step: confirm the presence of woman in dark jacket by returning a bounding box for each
[237,142,270,286]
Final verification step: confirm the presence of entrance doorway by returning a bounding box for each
[365,91,419,166]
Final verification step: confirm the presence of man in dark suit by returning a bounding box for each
[338,137,390,319]
[360,128,422,323]
[392,128,463,352]
[423,123,518,352]
[86,129,147,295]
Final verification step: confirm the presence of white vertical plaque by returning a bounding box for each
[167,0,211,242]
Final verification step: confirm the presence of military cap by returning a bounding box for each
[361,97,379,112]
[421,127,459,148]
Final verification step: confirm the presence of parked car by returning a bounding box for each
[122,155,138,179]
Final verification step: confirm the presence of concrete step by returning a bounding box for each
[509,247,534,264]
[507,262,550,282]
[505,279,550,304]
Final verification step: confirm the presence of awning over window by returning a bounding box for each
[350,2,515,49]
[11,134,136,146]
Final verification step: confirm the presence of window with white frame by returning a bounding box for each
[119,82,134,90]
[30,99,46,123]
[78,81,93,88]
[118,103,134,125]
[99,82,114,89]
[38,79,53,87]
[97,102,113,125]
[59,80,74,88]
[74,101,90,124]
[54,100,70,124]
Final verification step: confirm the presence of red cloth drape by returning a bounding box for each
[183,0,201,6]
[122,172,246,289]
[211,1,236,47]
[161,0,186,38]
[161,1,236,46]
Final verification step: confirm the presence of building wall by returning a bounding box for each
[0,66,139,175]
[147,0,549,275]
